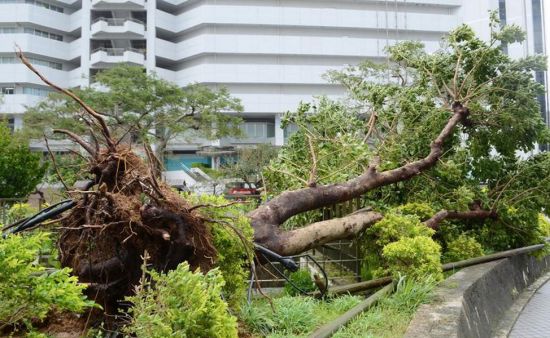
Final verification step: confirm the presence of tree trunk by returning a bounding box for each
[249,102,470,254]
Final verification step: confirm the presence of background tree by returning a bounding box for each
[0,122,47,198]
[221,143,279,186]
[23,65,244,171]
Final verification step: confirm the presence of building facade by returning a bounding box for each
[0,0,547,169]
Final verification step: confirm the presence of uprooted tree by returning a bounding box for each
[13,16,550,327]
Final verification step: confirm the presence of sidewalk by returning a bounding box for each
[509,279,550,338]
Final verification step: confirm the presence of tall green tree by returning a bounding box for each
[221,144,279,186]
[23,65,244,170]
[0,123,47,198]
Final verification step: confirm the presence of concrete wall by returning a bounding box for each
[405,253,550,338]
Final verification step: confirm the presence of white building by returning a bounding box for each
[0,0,547,169]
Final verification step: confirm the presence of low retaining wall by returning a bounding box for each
[405,253,550,338]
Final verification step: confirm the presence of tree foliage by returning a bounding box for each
[0,123,47,198]
[23,65,244,166]
[221,143,279,185]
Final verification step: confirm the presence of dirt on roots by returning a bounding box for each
[57,146,217,324]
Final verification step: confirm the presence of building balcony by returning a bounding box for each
[91,0,145,10]
[91,18,145,39]
[90,48,145,68]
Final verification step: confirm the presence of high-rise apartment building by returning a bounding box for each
[0,0,547,171]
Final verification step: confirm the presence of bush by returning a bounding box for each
[0,232,94,333]
[396,203,436,221]
[443,234,484,263]
[362,211,437,279]
[124,261,238,338]
[382,236,443,280]
[187,194,254,310]
[7,203,38,223]
[284,270,316,296]
[539,214,550,237]
[368,213,435,248]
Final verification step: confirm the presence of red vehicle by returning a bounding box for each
[225,182,259,196]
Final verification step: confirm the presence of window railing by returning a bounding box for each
[91,17,145,26]
[92,47,146,57]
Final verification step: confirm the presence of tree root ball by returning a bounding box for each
[57,147,217,321]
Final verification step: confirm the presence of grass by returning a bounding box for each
[332,276,437,338]
[240,294,361,337]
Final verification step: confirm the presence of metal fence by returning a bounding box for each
[251,197,365,289]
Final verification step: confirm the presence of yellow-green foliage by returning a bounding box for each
[443,234,484,263]
[124,262,238,338]
[363,210,442,280]
[383,236,443,280]
[538,214,550,237]
[368,213,435,248]
[187,194,254,309]
[0,233,95,333]
[396,203,436,220]
[7,203,37,223]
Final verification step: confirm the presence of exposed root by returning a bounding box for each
[58,148,217,325]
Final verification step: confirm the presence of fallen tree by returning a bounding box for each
[12,16,550,330]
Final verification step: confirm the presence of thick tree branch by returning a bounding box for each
[249,102,469,248]
[263,210,383,256]
[53,129,96,157]
[424,208,498,229]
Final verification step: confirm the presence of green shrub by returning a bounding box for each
[7,203,38,223]
[539,214,550,237]
[284,270,316,296]
[367,213,435,248]
[362,211,437,279]
[396,203,436,221]
[382,236,443,280]
[443,234,484,263]
[124,262,238,338]
[187,194,254,310]
[0,232,95,333]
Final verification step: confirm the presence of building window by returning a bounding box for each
[1,87,14,94]
[498,0,508,54]
[0,55,62,70]
[23,87,52,97]
[24,27,63,41]
[240,122,275,139]
[0,56,16,63]
[7,118,15,132]
[24,0,64,13]
[0,27,17,34]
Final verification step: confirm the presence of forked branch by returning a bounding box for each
[16,48,116,151]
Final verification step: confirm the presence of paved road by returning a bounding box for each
[509,280,550,338]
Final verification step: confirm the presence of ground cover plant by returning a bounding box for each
[241,294,361,337]
[333,277,437,338]
[3,15,550,336]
